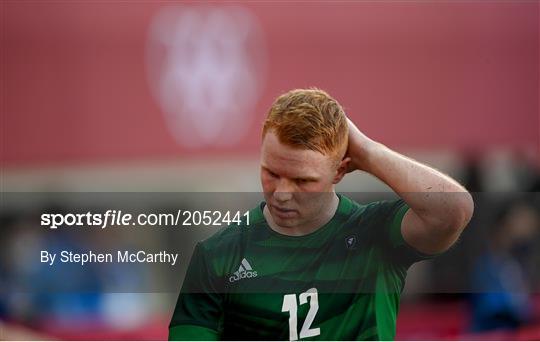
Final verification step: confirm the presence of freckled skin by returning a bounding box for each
[260,131,347,236]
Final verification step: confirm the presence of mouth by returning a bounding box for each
[269,204,298,218]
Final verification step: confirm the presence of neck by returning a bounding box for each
[263,193,340,236]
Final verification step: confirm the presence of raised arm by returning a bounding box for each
[344,119,474,254]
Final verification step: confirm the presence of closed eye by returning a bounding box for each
[266,169,279,178]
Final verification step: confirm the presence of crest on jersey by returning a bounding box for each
[345,235,357,249]
[146,6,267,147]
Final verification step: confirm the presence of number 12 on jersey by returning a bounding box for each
[281,287,321,340]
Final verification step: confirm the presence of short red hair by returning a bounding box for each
[262,88,349,161]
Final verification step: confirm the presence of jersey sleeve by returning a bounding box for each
[373,199,437,267]
[169,243,223,340]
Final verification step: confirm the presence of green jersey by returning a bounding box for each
[169,194,432,340]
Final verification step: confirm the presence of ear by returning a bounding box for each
[333,157,352,184]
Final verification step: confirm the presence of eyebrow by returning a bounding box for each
[294,176,319,182]
[261,166,278,175]
[262,166,319,181]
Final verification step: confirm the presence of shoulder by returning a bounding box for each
[355,197,407,223]
[192,203,265,277]
[337,195,408,241]
[198,202,265,253]
[337,194,404,220]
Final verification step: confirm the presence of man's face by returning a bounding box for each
[260,131,342,230]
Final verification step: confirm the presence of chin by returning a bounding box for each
[271,215,299,228]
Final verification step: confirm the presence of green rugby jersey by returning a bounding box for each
[169,194,433,340]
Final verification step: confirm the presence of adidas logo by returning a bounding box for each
[229,258,258,283]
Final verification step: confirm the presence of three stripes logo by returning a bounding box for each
[229,258,258,283]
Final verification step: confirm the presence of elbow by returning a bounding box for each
[447,191,474,233]
[459,191,474,229]
[411,192,474,254]
[429,191,475,234]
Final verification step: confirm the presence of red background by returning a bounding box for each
[2,2,538,167]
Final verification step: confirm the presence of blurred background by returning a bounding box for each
[1,1,539,340]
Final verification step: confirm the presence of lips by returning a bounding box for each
[269,204,298,219]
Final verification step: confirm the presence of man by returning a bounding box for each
[169,88,474,340]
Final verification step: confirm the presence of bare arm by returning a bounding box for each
[344,119,474,254]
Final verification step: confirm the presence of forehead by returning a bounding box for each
[261,132,333,177]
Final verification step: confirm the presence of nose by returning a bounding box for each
[273,179,294,202]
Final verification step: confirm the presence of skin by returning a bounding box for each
[261,119,474,254]
[260,131,347,236]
